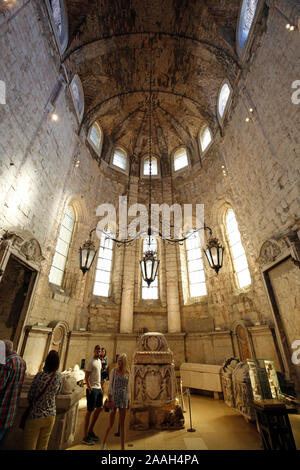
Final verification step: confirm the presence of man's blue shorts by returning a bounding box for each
[86,388,103,412]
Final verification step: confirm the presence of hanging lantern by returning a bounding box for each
[79,237,97,275]
[204,236,224,275]
[140,249,160,287]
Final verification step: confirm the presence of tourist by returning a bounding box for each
[0,340,26,449]
[101,353,130,450]
[82,344,103,445]
[23,350,61,450]
[100,347,108,393]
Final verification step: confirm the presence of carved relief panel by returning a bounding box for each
[132,332,176,408]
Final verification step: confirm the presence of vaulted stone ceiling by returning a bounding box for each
[63,0,242,161]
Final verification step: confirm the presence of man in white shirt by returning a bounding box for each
[82,345,103,445]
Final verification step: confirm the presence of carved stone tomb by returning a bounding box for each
[130,332,184,430]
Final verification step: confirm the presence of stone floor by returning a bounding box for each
[67,393,300,451]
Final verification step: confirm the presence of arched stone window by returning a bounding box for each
[217,81,232,123]
[142,237,159,300]
[173,147,189,172]
[237,0,259,52]
[225,208,251,288]
[111,146,129,174]
[143,156,158,176]
[49,205,76,286]
[185,232,207,298]
[93,230,114,297]
[199,124,213,154]
[70,74,84,123]
[87,122,103,156]
[141,154,161,178]
[47,0,69,53]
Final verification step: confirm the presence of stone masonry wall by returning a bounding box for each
[174,6,300,333]
[0,2,127,336]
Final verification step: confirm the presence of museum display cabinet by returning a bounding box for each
[247,358,283,406]
[247,358,298,450]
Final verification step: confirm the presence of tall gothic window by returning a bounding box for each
[143,156,158,176]
[49,205,75,286]
[70,75,84,123]
[48,0,68,53]
[112,147,128,173]
[186,232,207,298]
[93,230,114,297]
[225,209,251,288]
[218,82,231,120]
[173,147,188,172]
[88,122,103,156]
[238,0,259,50]
[199,124,213,153]
[142,237,159,300]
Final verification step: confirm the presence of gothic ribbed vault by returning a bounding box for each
[63,0,242,163]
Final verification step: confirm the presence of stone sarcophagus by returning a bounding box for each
[130,332,184,430]
[180,363,223,399]
[221,357,240,408]
[132,332,176,407]
[232,362,256,422]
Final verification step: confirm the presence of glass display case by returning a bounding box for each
[247,358,284,406]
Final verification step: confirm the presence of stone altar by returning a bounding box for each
[130,332,184,430]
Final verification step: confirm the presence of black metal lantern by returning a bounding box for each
[204,236,224,275]
[79,233,97,275]
[140,247,160,287]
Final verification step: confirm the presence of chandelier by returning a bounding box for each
[80,56,224,285]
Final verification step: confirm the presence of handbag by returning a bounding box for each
[19,371,56,430]
[103,398,113,412]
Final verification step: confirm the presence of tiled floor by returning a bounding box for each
[66,394,300,451]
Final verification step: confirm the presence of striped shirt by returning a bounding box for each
[0,352,26,429]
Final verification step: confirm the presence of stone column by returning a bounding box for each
[165,244,182,332]
[119,243,136,333]
[162,177,182,333]
[119,177,138,333]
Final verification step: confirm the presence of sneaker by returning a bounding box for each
[81,436,96,446]
[88,431,99,442]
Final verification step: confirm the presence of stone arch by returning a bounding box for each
[0,229,44,271]
[208,196,235,279]
[0,230,43,351]
[65,194,89,226]
[209,194,234,229]
[231,319,254,361]
[47,320,70,370]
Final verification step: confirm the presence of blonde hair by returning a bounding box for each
[117,353,130,374]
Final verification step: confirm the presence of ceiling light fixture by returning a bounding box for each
[286,23,295,31]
